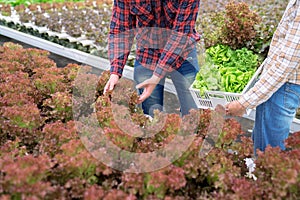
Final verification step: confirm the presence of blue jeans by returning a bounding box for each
[253,82,300,154]
[133,49,199,117]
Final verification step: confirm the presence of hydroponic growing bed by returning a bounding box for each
[0,41,299,199]
[0,0,300,199]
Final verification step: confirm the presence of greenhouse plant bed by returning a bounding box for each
[0,42,299,199]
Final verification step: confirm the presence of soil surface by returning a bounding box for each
[0,34,254,134]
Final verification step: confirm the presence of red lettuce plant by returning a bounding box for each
[63,178,87,199]
[33,67,68,99]
[42,91,73,123]
[39,120,78,157]
[52,139,100,185]
[83,185,105,200]
[211,172,262,200]
[0,72,36,101]
[0,102,44,148]
[145,165,186,198]
[95,69,113,97]
[285,131,300,150]
[121,172,145,196]
[254,147,300,199]
[0,92,34,108]
[0,3,11,16]
[0,154,55,199]
[102,189,137,200]
[95,95,114,128]
[221,1,261,49]
[121,165,186,199]
[216,118,243,148]
[0,61,25,74]
[1,43,54,76]
[62,63,81,83]
[0,138,28,159]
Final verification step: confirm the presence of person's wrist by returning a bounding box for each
[151,74,161,84]
[237,97,248,110]
[110,73,120,79]
[238,101,246,112]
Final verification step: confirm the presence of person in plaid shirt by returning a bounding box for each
[226,0,300,154]
[104,0,201,117]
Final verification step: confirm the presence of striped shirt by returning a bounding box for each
[108,0,201,78]
[239,0,300,109]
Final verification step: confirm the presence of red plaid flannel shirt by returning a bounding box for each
[108,0,201,78]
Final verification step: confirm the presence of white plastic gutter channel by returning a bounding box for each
[1,25,300,132]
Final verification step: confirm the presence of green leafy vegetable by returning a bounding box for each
[193,44,261,95]
[192,57,224,97]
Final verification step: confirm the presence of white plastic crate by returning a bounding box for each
[190,63,264,109]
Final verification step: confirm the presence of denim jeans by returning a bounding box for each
[253,82,300,154]
[133,49,199,117]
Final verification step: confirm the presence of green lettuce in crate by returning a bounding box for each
[192,57,224,97]
[193,44,260,96]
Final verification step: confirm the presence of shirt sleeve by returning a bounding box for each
[238,2,300,109]
[108,0,136,77]
[153,0,200,78]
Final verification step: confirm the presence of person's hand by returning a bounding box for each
[215,104,226,116]
[104,74,119,94]
[225,100,246,117]
[136,75,161,104]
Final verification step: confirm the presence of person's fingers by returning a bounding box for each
[103,82,112,94]
[103,83,109,94]
[136,77,159,104]
[136,80,150,103]
[136,81,147,89]
[104,81,117,94]
[104,74,119,94]
[215,104,226,116]
[109,82,115,91]
[237,110,245,117]
[137,90,149,104]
